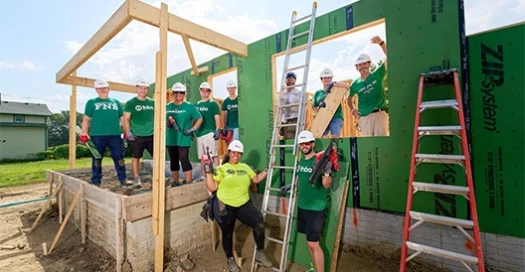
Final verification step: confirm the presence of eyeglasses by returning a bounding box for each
[173,92,185,95]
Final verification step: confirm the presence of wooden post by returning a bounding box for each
[48,174,54,209]
[80,184,86,244]
[58,188,63,224]
[48,186,82,254]
[30,177,64,233]
[69,71,77,169]
[116,197,123,272]
[153,3,168,272]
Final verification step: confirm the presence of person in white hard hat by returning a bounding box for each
[194,81,222,178]
[221,80,239,141]
[281,130,333,272]
[347,35,389,136]
[122,79,154,188]
[281,72,302,139]
[166,82,203,186]
[81,79,130,187]
[204,140,272,272]
[312,68,344,137]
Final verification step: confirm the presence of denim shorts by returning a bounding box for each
[323,117,343,137]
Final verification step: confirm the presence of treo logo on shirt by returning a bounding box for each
[94,102,118,110]
[227,104,238,110]
[297,165,313,173]
[197,107,209,111]
[135,105,154,111]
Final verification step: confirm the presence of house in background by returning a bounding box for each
[0,100,53,160]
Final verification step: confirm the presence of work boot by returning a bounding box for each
[227,257,239,272]
[255,249,272,268]
[133,176,142,189]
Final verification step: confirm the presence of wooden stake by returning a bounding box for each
[69,71,77,169]
[48,174,54,209]
[330,180,350,272]
[116,197,123,272]
[48,186,82,254]
[30,177,64,233]
[80,184,86,244]
[58,186,63,224]
[42,243,48,256]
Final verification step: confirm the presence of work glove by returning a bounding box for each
[80,134,89,144]
[221,127,229,136]
[166,120,174,128]
[183,127,196,136]
[280,184,292,196]
[126,131,137,141]
[324,161,333,175]
[213,129,221,140]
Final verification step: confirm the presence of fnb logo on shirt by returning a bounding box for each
[357,79,378,94]
[297,165,313,173]
[135,105,154,111]
[94,102,118,110]
[227,104,238,110]
[197,107,209,111]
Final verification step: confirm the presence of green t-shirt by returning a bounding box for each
[349,63,388,116]
[124,97,155,136]
[165,101,202,147]
[84,97,123,136]
[297,156,327,211]
[214,163,256,207]
[313,89,344,120]
[194,99,220,137]
[221,97,239,129]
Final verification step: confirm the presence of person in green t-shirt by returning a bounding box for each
[195,81,222,177]
[347,35,389,137]
[123,79,154,188]
[166,82,203,186]
[312,68,344,138]
[204,140,272,272]
[281,130,333,272]
[221,80,239,141]
[80,79,130,187]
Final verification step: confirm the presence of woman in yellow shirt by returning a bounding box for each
[205,140,272,272]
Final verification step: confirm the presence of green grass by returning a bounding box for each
[0,158,126,188]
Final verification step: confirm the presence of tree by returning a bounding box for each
[48,111,84,147]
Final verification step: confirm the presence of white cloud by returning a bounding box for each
[0,59,44,70]
[464,0,524,35]
[0,61,15,69]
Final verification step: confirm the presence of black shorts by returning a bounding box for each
[297,207,325,242]
[130,136,154,158]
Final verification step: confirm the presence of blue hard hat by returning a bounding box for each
[286,72,297,79]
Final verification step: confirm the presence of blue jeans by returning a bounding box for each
[232,128,240,141]
[323,117,343,137]
[90,135,126,185]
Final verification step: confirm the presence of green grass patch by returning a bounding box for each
[0,158,128,188]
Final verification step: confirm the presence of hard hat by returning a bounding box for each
[228,140,244,153]
[297,130,315,144]
[94,79,109,88]
[199,82,212,90]
[319,68,333,78]
[355,53,372,65]
[136,79,149,87]
[286,72,297,79]
[171,82,186,92]
[226,80,237,88]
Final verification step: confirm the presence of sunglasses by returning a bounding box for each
[299,142,312,147]
[173,92,185,95]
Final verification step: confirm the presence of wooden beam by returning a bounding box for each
[60,75,137,94]
[69,71,77,169]
[48,185,82,255]
[30,178,64,233]
[55,1,132,82]
[190,66,209,76]
[128,0,248,57]
[182,34,199,75]
[154,3,168,272]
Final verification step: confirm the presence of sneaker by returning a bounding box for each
[133,176,142,189]
[306,262,316,272]
[227,257,239,272]
[255,249,272,268]
[171,181,182,187]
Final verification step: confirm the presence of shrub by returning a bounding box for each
[76,144,91,158]
[53,144,70,159]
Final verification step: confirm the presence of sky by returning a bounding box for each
[0,0,523,113]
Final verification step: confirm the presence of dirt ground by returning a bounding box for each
[1,183,448,272]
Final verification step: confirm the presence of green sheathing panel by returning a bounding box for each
[288,162,350,271]
[468,23,525,238]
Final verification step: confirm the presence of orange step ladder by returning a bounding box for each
[400,69,485,272]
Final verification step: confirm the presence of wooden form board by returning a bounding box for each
[309,84,349,138]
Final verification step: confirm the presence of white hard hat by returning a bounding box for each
[297,130,315,144]
[226,80,237,88]
[171,82,186,92]
[355,53,372,65]
[228,140,244,153]
[319,68,333,78]
[136,79,149,87]
[199,82,212,90]
[94,79,109,88]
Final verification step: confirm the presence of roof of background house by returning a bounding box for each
[0,101,53,116]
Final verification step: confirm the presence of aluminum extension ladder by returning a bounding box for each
[250,2,318,272]
[400,69,485,272]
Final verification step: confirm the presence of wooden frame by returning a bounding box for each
[55,1,248,271]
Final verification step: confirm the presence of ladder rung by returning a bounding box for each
[273,144,295,149]
[291,30,309,39]
[267,236,284,244]
[281,83,303,90]
[265,210,287,218]
[409,211,473,229]
[418,126,461,136]
[412,182,469,197]
[293,14,312,24]
[287,64,306,72]
[279,103,300,109]
[416,154,465,164]
[272,165,295,170]
[276,123,297,128]
[420,100,458,110]
[268,188,281,193]
[406,242,478,264]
